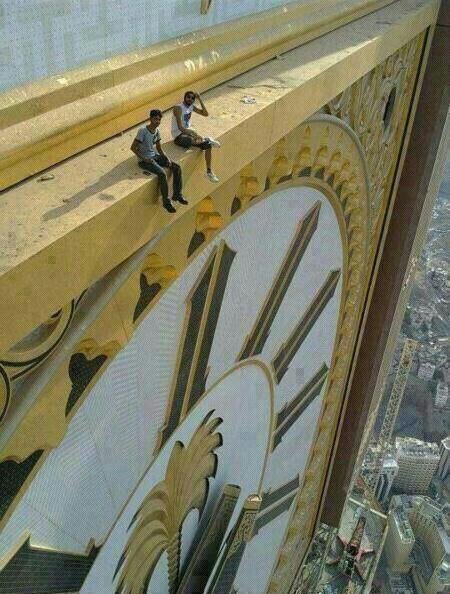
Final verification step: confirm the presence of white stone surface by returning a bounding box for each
[0,0,291,91]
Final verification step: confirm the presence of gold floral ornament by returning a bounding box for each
[114,411,223,594]
[188,197,223,257]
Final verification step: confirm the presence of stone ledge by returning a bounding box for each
[0,0,399,191]
[0,0,438,353]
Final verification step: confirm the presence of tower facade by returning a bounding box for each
[0,0,448,592]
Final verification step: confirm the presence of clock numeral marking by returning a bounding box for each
[253,476,300,536]
[238,202,321,361]
[176,484,241,594]
[0,537,99,593]
[273,363,329,450]
[272,269,341,383]
[158,241,236,450]
[206,495,261,594]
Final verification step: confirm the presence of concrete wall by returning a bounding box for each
[0,0,290,92]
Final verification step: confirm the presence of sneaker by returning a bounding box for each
[173,195,189,205]
[206,171,220,183]
[206,137,221,148]
[163,200,176,213]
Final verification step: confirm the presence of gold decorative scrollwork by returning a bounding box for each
[0,302,75,369]
[326,34,424,252]
[231,163,262,214]
[133,253,178,323]
[188,196,224,257]
[0,300,76,424]
[114,412,222,594]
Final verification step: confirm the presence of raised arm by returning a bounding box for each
[192,92,209,117]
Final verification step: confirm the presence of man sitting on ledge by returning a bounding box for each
[172,91,221,183]
[131,109,188,214]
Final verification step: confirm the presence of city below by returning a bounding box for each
[293,161,450,594]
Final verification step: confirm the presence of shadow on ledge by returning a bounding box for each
[42,157,156,221]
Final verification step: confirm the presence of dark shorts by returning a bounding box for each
[174,134,211,150]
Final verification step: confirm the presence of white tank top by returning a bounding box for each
[171,102,194,138]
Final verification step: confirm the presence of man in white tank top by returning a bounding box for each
[172,91,221,183]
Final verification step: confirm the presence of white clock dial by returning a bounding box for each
[1,183,343,594]
[80,363,273,594]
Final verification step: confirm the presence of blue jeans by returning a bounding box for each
[139,154,182,201]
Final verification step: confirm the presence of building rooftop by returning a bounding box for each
[395,437,440,457]
[390,502,415,542]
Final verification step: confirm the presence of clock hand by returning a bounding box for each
[206,495,262,594]
[238,202,320,361]
[176,484,241,594]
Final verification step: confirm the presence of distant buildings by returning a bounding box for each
[393,438,440,495]
[437,437,450,481]
[299,497,387,594]
[418,361,436,380]
[376,453,399,504]
[385,496,416,573]
[434,382,448,408]
[409,498,450,594]
[384,495,450,594]
[385,569,416,594]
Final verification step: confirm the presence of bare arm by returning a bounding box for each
[131,138,145,159]
[173,105,199,137]
[131,138,155,163]
[193,92,209,117]
[156,141,171,163]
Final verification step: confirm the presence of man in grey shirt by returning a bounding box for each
[131,109,187,213]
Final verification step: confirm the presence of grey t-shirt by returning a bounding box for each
[135,126,161,159]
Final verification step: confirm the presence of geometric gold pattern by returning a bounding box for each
[272,269,341,383]
[176,484,241,593]
[157,241,235,451]
[238,201,321,361]
[114,412,222,594]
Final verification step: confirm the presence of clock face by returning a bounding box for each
[0,183,343,594]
